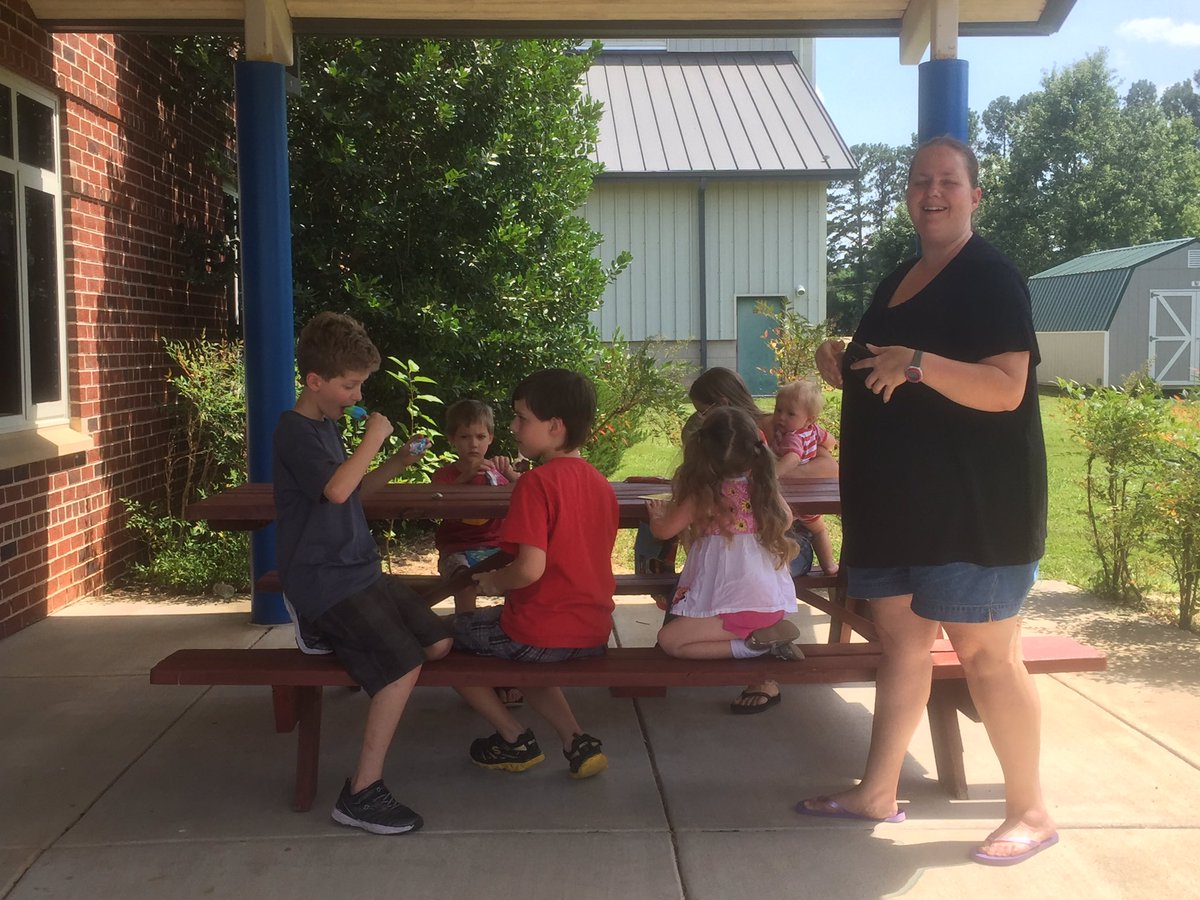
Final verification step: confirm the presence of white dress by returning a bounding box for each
[671,477,797,618]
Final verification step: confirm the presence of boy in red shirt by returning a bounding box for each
[431,399,521,615]
[452,368,618,779]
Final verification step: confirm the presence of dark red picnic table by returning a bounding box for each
[184,477,842,530]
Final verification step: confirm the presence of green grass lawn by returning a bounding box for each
[610,391,1101,590]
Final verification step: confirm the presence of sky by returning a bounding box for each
[814,1,1200,147]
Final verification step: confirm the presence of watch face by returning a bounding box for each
[904,366,922,384]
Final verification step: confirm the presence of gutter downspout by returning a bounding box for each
[698,177,708,370]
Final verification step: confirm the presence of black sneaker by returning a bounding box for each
[282,595,333,655]
[564,733,608,779]
[331,779,423,834]
[469,729,545,772]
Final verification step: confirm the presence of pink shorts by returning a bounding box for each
[719,610,785,639]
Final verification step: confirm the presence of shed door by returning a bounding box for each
[1149,291,1199,386]
[736,296,783,396]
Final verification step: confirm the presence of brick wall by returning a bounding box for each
[0,1,233,636]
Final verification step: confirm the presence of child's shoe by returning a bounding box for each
[331,778,423,834]
[469,728,545,772]
[564,732,608,779]
[282,595,333,655]
[745,620,804,660]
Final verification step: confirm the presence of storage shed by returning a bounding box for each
[580,39,855,394]
[1029,238,1200,388]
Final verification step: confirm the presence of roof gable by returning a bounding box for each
[1029,238,1198,332]
[1031,238,1197,278]
[583,51,856,178]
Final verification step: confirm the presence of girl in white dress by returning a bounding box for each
[646,406,803,660]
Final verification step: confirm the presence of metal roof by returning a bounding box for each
[583,51,856,178]
[27,1,1078,39]
[1029,238,1198,332]
[1031,238,1197,278]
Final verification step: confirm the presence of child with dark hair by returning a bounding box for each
[646,405,803,662]
[273,311,452,835]
[452,368,618,780]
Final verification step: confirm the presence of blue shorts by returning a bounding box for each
[846,561,1039,624]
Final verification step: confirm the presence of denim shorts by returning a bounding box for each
[452,606,607,662]
[846,561,1039,624]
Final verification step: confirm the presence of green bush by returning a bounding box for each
[755,301,833,386]
[1151,392,1200,630]
[584,334,691,477]
[122,338,250,592]
[1060,373,1171,603]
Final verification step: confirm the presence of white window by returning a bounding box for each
[0,70,67,432]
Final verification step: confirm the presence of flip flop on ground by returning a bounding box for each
[794,797,906,823]
[971,832,1059,866]
[729,682,781,715]
[494,687,523,707]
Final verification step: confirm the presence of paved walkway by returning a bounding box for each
[1,581,1198,899]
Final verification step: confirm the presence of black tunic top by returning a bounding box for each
[840,234,1047,568]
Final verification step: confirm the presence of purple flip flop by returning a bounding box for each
[794,797,906,823]
[971,832,1059,866]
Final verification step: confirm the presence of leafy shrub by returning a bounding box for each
[755,301,834,386]
[1060,373,1171,602]
[122,338,250,592]
[585,334,690,477]
[1151,392,1200,630]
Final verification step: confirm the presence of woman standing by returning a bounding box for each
[799,137,1055,866]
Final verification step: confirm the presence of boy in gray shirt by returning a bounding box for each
[273,311,450,834]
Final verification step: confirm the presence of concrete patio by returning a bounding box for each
[2,581,1198,899]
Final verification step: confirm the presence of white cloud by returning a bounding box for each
[1117,17,1200,47]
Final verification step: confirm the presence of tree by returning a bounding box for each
[976,51,1200,277]
[1161,69,1200,133]
[286,38,627,416]
[826,141,913,330]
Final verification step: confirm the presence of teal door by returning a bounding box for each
[736,296,783,396]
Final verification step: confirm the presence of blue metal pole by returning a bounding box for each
[235,60,294,625]
[917,58,969,143]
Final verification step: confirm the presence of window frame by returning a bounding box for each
[0,68,68,434]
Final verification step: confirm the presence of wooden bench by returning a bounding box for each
[253,568,845,605]
[150,635,1105,812]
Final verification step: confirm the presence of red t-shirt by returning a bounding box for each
[498,456,618,648]
[432,463,507,553]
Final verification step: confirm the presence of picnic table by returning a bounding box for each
[183,477,843,531]
[184,475,862,635]
[165,474,1105,810]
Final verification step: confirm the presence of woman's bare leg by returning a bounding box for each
[944,617,1056,858]
[798,595,939,819]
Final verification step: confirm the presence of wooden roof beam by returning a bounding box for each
[245,0,293,65]
[900,0,959,65]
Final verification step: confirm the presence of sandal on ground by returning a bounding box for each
[729,685,782,715]
[971,832,1059,866]
[494,687,524,707]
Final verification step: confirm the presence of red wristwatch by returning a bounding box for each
[904,349,924,384]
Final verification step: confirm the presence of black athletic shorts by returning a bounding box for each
[315,574,451,696]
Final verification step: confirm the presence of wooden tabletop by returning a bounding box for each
[185,478,841,530]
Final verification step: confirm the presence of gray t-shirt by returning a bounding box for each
[272,410,380,619]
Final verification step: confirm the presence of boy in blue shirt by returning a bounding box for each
[273,311,452,834]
